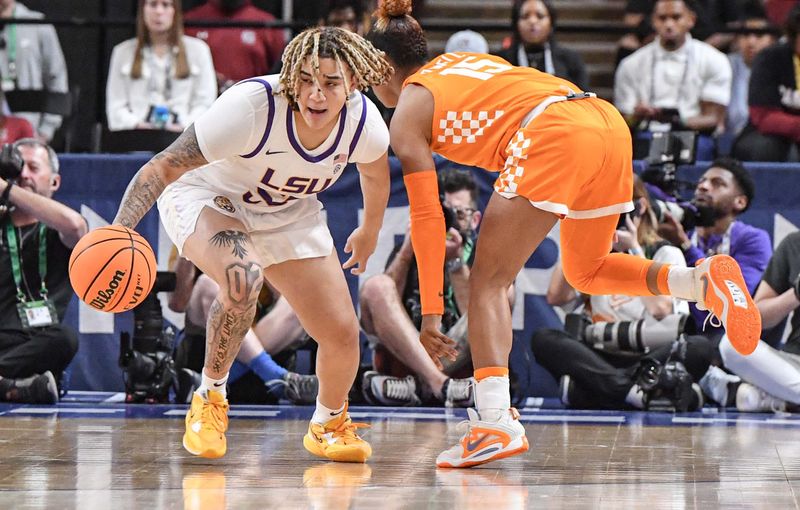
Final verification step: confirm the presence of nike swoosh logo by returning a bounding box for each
[264,149,287,156]
[465,433,489,452]
[213,382,225,387]
[329,410,344,416]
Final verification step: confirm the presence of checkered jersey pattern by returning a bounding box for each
[495,131,532,194]
[437,110,504,144]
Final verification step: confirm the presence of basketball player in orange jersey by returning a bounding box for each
[110,27,393,462]
[366,0,761,468]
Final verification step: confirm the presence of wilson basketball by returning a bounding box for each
[69,226,157,313]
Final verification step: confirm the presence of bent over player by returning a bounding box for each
[367,0,761,468]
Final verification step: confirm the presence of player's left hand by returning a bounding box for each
[420,314,458,370]
[342,226,379,275]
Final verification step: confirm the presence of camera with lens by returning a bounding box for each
[565,312,688,354]
[0,143,23,182]
[634,338,697,412]
[119,271,178,403]
[641,131,715,231]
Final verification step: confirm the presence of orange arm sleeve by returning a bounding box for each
[404,171,445,316]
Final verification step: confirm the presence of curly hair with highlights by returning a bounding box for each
[277,26,393,111]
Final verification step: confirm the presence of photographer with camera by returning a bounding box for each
[614,0,732,160]
[658,158,771,336]
[358,168,497,407]
[0,139,86,403]
[532,175,714,412]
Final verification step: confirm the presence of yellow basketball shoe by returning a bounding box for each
[694,255,761,356]
[183,390,230,459]
[303,404,372,463]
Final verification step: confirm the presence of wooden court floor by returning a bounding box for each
[1,404,800,509]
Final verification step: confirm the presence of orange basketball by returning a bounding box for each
[69,226,157,313]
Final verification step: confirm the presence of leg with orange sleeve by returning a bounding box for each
[559,215,761,356]
[436,193,557,468]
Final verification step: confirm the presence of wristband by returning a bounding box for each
[0,181,13,205]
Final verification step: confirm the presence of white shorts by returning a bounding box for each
[157,174,333,268]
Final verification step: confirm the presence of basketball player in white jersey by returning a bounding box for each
[111,26,393,462]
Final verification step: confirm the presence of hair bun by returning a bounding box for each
[378,0,413,18]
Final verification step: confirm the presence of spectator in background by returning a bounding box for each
[725,12,778,142]
[617,0,742,65]
[185,0,285,93]
[0,0,68,143]
[0,86,33,144]
[445,30,489,54]
[106,0,217,133]
[0,139,85,404]
[494,0,588,90]
[704,232,800,413]
[733,4,800,162]
[358,169,489,407]
[320,0,366,35]
[658,158,771,336]
[614,0,731,160]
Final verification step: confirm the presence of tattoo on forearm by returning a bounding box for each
[113,169,166,229]
[211,230,250,259]
[225,261,262,304]
[151,125,207,169]
[205,299,254,374]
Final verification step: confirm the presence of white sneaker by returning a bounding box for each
[436,407,528,468]
[444,377,475,408]
[735,383,787,412]
[699,366,741,406]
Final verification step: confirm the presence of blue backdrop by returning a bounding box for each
[54,155,800,397]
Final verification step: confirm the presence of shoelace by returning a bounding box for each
[701,312,722,331]
[290,375,318,397]
[326,417,370,445]
[384,377,415,401]
[199,399,229,433]
[446,380,473,403]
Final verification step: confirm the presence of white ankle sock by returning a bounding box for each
[667,265,698,302]
[197,371,228,399]
[475,376,511,422]
[312,399,346,425]
[625,384,645,409]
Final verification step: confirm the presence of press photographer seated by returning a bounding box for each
[0,139,86,403]
[532,176,714,411]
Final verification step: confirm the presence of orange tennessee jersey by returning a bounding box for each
[403,52,584,172]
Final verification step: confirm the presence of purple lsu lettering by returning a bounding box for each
[242,168,334,206]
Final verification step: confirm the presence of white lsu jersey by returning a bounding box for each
[187,75,389,216]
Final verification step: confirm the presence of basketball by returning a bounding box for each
[68,225,157,313]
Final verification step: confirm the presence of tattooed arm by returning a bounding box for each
[113,125,209,228]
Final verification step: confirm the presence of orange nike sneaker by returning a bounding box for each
[183,390,230,459]
[436,407,529,468]
[695,255,760,355]
[303,403,371,463]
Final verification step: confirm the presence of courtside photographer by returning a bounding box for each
[0,138,86,403]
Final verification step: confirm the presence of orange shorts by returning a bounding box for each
[494,97,634,219]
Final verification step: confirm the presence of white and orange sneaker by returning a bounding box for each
[183,390,230,459]
[436,407,529,468]
[694,255,760,355]
[303,403,372,463]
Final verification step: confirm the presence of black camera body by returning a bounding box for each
[641,131,715,231]
[119,271,178,403]
[0,143,23,182]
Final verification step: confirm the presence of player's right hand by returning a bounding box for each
[420,314,458,370]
